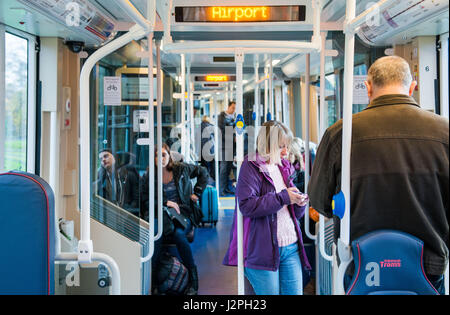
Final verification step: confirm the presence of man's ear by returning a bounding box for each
[409,81,418,96]
[365,81,372,100]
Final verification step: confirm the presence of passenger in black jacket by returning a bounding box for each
[200,116,216,181]
[218,101,236,196]
[140,143,209,295]
[308,56,449,294]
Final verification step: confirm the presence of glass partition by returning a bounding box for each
[88,40,182,243]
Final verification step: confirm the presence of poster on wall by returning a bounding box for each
[104,76,122,106]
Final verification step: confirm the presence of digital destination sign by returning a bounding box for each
[175,6,306,23]
[195,75,236,82]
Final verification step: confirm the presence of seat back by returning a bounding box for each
[0,172,55,295]
[346,230,439,295]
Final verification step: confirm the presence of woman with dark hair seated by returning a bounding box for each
[141,143,209,295]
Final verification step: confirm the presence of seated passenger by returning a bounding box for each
[308,56,449,294]
[116,152,140,215]
[223,121,311,295]
[141,143,209,295]
[95,148,121,205]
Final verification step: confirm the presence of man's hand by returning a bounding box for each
[190,194,199,203]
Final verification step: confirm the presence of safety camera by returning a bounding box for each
[65,41,85,54]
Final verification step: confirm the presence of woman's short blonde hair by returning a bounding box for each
[257,121,293,165]
[289,137,303,165]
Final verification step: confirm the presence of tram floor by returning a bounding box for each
[193,197,237,295]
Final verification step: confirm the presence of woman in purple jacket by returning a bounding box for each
[223,121,311,295]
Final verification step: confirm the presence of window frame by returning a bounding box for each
[0,25,37,173]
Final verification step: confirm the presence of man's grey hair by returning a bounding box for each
[367,56,413,88]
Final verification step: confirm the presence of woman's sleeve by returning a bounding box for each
[185,163,209,197]
[237,162,291,219]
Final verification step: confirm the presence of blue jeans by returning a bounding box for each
[172,220,195,269]
[152,219,195,270]
[245,243,303,295]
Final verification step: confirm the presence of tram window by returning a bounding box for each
[0,32,29,173]
[326,74,338,127]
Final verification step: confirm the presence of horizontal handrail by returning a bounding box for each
[56,252,121,295]
[163,39,322,55]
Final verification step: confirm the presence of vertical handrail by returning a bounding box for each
[264,65,269,121]
[304,54,317,241]
[334,0,356,296]
[180,54,186,158]
[318,31,333,262]
[186,58,191,162]
[141,32,155,263]
[235,50,245,295]
[269,54,274,119]
[213,96,220,205]
[319,216,333,261]
[156,40,164,242]
[254,58,260,142]
[445,263,449,295]
[136,0,156,263]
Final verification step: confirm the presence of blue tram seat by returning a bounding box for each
[346,230,439,295]
[0,172,55,295]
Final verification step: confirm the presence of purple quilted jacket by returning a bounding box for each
[223,153,311,271]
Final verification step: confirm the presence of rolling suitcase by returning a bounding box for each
[201,186,219,226]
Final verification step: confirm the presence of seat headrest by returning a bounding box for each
[346,230,439,295]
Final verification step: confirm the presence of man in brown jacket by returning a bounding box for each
[308,56,449,294]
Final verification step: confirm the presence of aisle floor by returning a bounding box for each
[192,197,237,295]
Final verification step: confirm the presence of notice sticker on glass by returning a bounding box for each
[353,75,369,105]
[104,76,122,106]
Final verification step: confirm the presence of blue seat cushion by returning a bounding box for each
[0,172,55,295]
[346,230,439,295]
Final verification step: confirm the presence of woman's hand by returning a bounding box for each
[167,201,181,214]
[190,194,199,203]
[286,187,309,207]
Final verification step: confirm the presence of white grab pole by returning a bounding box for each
[319,216,333,262]
[445,263,449,295]
[264,66,269,121]
[319,32,327,141]
[186,57,192,162]
[254,58,260,144]
[114,0,152,31]
[213,96,220,206]
[180,54,186,158]
[141,31,155,263]
[156,40,164,242]
[335,0,357,296]
[304,54,317,241]
[235,50,245,295]
[341,0,356,249]
[269,55,274,119]
[317,31,333,262]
